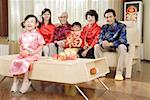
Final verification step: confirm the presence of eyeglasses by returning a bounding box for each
[58,16,67,18]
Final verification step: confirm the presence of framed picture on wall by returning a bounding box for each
[124,1,143,42]
[125,3,139,21]
[124,1,143,59]
[124,1,143,22]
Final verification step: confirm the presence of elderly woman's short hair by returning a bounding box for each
[85,9,99,22]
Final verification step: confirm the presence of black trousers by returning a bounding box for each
[77,48,95,59]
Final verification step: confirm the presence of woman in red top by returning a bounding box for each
[78,9,101,58]
[38,8,55,56]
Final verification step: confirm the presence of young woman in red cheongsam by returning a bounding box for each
[38,8,55,57]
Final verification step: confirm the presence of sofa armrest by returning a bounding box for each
[128,43,140,59]
[8,41,19,54]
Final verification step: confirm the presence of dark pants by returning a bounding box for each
[78,48,95,59]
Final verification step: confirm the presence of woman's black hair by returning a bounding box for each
[104,9,116,17]
[21,14,39,28]
[72,22,82,28]
[41,8,52,25]
[85,9,99,22]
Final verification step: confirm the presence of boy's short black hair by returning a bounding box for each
[85,9,99,22]
[104,9,116,17]
[72,22,81,28]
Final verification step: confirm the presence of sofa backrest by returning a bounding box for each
[120,21,140,45]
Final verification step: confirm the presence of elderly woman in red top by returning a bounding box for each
[78,9,101,58]
[38,8,55,56]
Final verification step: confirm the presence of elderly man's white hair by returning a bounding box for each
[58,11,68,18]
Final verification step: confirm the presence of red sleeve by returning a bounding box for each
[47,25,55,43]
[80,29,86,47]
[90,27,101,47]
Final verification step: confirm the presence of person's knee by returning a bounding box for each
[94,44,100,51]
[43,45,49,51]
[118,44,127,52]
[57,41,65,47]
[49,43,56,49]
[49,43,55,46]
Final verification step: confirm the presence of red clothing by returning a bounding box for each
[53,23,71,41]
[38,23,55,44]
[81,23,101,47]
[65,31,82,48]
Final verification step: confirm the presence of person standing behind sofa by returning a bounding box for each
[51,12,71,54]
[94,9,128,81]
[38,8,55,57]
[78,9,101,59]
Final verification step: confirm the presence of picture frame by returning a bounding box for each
[124,1,143,42]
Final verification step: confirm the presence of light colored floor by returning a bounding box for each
[0,61,150,100]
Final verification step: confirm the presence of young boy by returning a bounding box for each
[64,22,82,56]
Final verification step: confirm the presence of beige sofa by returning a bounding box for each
[0,21,141,79]
[101,21,141,78]
[0,37,19,55]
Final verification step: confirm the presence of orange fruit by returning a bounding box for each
[90,67,97,75]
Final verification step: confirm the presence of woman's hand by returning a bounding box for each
[82,45,92,57]
[81,49,89,57]
[82,46,92,57]
[83,45,88,50]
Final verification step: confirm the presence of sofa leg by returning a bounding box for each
[136,59,142,72]
[125,58,132,78]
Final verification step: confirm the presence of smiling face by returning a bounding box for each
[58,12,68,25]
[87,15,96,25]
[105,12,116,25]
[24,17,37,31]
[42,11,51,22]
[72,25,81,32]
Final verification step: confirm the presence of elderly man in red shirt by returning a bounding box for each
[50,11,71,55]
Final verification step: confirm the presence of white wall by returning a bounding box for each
[143,0,150,60]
